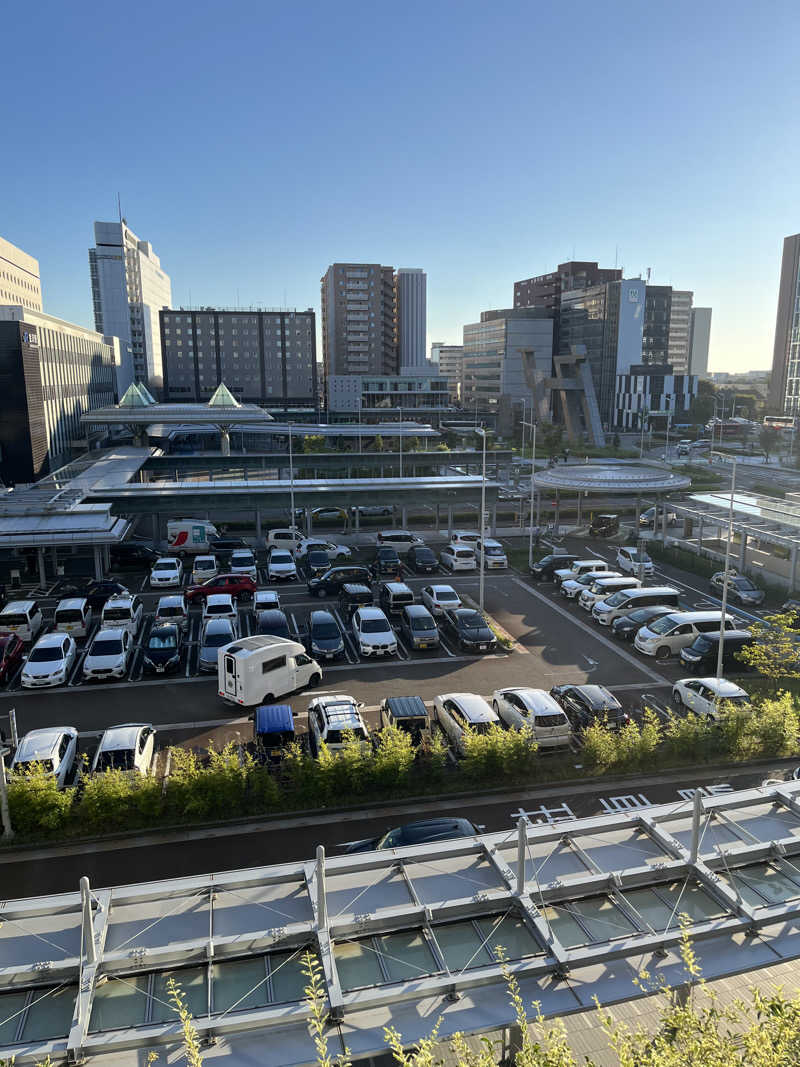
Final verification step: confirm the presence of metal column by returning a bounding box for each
[401,506,408,529]
[635,494,641,529]
[490,503,497,537]
[739,533,747,569]
[37,548,47,589]
[792,545,799,595]
[152,513,159,545]
[220,427,231,457]
[435,502,440,533]
[447,505,453,539]
[577,493,582,527]
[256,511,262,541]
[93,545,103,581]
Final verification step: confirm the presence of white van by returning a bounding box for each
[592,586,681,625]
[155,594,189,632]
[578,576,640,611]
[218,635,322,707]
[635,611,736,658]
[54,598,93,638]
[0,600,44,643]
[554,559,609,586]
[167,519,220,555]
[101,594,144,637]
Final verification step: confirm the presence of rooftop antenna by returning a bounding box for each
[117,192,122,226]
[646,267,652,283]
[614,245,619,269]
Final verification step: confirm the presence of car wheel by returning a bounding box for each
[673,689,683,706]
[316,589,327,598]
[264,692,275,703]
[656,645,670,659]
[460,639,468,651]
[308,673,321,688]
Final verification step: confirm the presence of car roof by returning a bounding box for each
[194,555,216,562]
[93,627,126,640]
[385,582,412,593]
[430,584,457,593]
[656,610,732,624]
[315,694,359,708]
[255,704,294,735]
[258,609,287,622]
[99,723,151,752]
[385,695,428,718]
[341,583,371,593]
[379,529,413,536]
[481,538,503,546]
[451,530,478,537]
[157,595,185,607]
[2,600,36,613]
[154,557,180,565]
[310,609,336,623]
[206,593,234,605]
[358,606,388,619]
[693,678,749,697]
[231,548,254,556]
[404,603,432,617]
[501,688,563,713]
[692,629,752,643]
[441,693,496,720]
[56,598,87,610]
[33,632,70,648]
[16,727,75,760]
[150,622,178,635]
[569,684,617,706]
[568,559,606,568]
[104,593,135,606]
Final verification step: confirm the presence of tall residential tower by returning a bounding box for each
[396,268,426,370]
[769,233,800,414]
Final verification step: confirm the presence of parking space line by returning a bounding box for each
[333,608,360,664]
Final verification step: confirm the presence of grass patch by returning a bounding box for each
[647,540,719,580]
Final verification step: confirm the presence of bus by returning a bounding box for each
[763,415,797,432]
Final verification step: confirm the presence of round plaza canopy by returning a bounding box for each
[533,462,691,495]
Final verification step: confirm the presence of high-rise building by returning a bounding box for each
[396,268,426,370]
[689,307,712,378]
[321,263,397,381]
[641,285,672,366]
[462,309,553,412]
[0,235,42,312]
[432,344,464,402]
[769,233,800,414]
[667,290,693,374]
[0,307,119,483]
[514,261,621,312]
[615,365,697,431]
[89,220,172,394]
[160,308,317,409]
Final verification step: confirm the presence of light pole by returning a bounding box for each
[639,412,648,460]
[399,405,403,479]
[475,427,488,615]
[711,451,737,683]
[288,423,296,531]
[522,415,538,568]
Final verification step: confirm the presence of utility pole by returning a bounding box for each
[522,415,538,568]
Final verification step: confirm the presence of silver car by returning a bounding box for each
[199,617,238,672]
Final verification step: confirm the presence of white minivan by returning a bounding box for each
[53,598,93,638]
[219,635,322,706]
[592,586,681,625]
[634,611,736,658]
[578,576,640,611]
[0,600,44,643]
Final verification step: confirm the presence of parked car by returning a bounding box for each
[679,629,754,672]
[169,520,220,555]
[407,545,438,574]
[307,695,369,756]
[350,504,393,518]
[191,555,219,584]
[709,571,765,607]
[588,514,619,537]
[202,593,238,627]
[434,692,500,756]
[253,704,296,765]
[475,538,508,569]
[83,628,132,681]
[295,539,351,561]
[264,528,304,552]
[550,684,630,731]
[561,570,621,601]
[110,542,159,569]
[312,506,349,525]
[616,547,654,577]
[254,589,281,612]
[309,565,372,598]
[449,531,481,549]
[578,576,640,612]
[149,557,184,588]
[266,548,297,582]
[100,593,143,637]
[399,604,440,650]
[21,632,77,688]
[610,605,676,641]
[634,611,736,658]
[53,598,92,638]
[594,587,681,626]
[229,549,259,581]
[376,530,424,555]
[0,600,44,643]
[10,726,79,789]
[209,537,250,558]
[440,544,477,572]
[371,546,403,578]
[640,507,679,528]
[186,573,257,602]
[155,594,189,633]
[58,580,129,612]
[378,581,414,616]
[219,636,321,706]
[0,632,24,682]
[256,609,291,639]
[553,559,609,587]
[379,695,429,740]
[421,584,462,615]
[198,618,237,672]
[307,609,345,660]
[352,606,398,657]
[530,553,577,580]
[491,688,571,747]
[440,607,496,652]
[672,677,751,720]
[91,723,156,775]
[303,550,331,580]
[338,582,374,619]
[341,817,479,853]
[143,623,183,674]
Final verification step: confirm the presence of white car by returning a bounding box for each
[191,555,219,584]
[202,593,238,627]
[351,606,398,657]
[254,589,281,612]
[150,557,184,588]
[421,584,462,615]
[100,593,144,636]
[449,531,481,549]
[440,544,477,572]
[21,632,77,688]
[672,677,750,720]
[307,695,369,756]
[295,539,352,561]
[475,538,507,569]
[616,547,654,577]
[491,688,572,748]
[229,549,258,581]
[553,559,608,586]
[561,570,621,600]
[266,527,304,552]
[10,726,79,789]
[91,723,156,775]
[434,693,500,757]
[83,628,132,681]
[267,548,298,582]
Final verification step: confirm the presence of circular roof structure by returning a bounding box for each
[533,462,691,494]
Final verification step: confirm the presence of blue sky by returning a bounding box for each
[3,0,798,371]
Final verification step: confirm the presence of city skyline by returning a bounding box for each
[2,1,798,373]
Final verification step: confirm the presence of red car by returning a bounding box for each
[0,633,24,682]
[185,573,257,603]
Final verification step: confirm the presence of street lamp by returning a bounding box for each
[475,427,488,615]
[522,415,538,568]
[710,450,737,683]
[288,423,296,532]
[399,404,403,479]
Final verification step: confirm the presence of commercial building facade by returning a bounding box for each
[0,235,42,312]
[431,343,464,402]
[396,268,426,370]
[615,364,698,430]
[0,307,119,483]
[89,220,172,395]
[514,260,621,312]
[689,307,712,377]
[667,289,693,373]
[327,373,450,413]
[769,233,800,414]
[321,263,397,380]
[160,308,317,410]
[462,308,553,412]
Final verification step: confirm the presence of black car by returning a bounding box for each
[338,582,374,619]
[531,553,577,580]
[256,609,291,639]
[304,549,331,580]
[309,565,372,598]
[611,606,676,641]
[59,579,130,611]
[407,545,438,574]
[371,547,403,578]
[679,629,754,672]
[550,684,630,731]
[341,817,479,854]
[441,607,497,652]
[209,537,250,562]
[307,609,345,660]
[110,542,159,569]
[142,624,183,674]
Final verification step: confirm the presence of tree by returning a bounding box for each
[302,435,325,454]
[539,421,563,459]
[760,425,780,462]
[735,611,800,681]
[406,436,421,452]
[612,432,621,450]
[374,434,384,453]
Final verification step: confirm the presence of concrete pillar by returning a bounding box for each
[698,515,704,548]
[93,545,103,581]
[103,544,110,571]
[435,502,440,533]
[152,513,159,545]
[635,494,641,529]
[37,548,47,589]
[554,490,560,529]
[354,508,360,535]
[662,501,668,541]
[447,505,453,539]
[50,546,58,571]
[220,427,231,457]
[791,545,798,594]
[256,511,262,540]
[490,503,497,537]
[739,533,747,569]
[577,493,583,527]
[306,509,313,537]
[401,506,408,529]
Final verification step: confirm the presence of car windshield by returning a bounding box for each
[103,608,131,621]
[270,552,293,564]
[91,639,122,656]
[410,615,433,631]
[436,590,459,601]
[628,551,651,563]
[361,618,390,634]
[14,758,54,775]
[153,561,176,571]
[576,573,597,586]
[325,727,366,745]
[204,631,232,647]
[726,695,751,707]
[149,632,177,649]
[733,578,756,590]
[29,645,64,662]
[206,603,231,615]
[628,608,655,623]
[313,622,340,639]
[195,560,215,570]
[459,611,485,628]
[485,545,504,556]
[415,550,435,561]
[691,635,713,652]
[647,616,676,635]
[232,554,254,565]
[470,721,494,735]
[534,714,567,728]
[0,614,28,626]
[158,606,183,618]
[96,750,135,772]
[603,591,628,607]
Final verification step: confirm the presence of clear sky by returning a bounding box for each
[3,0,798,372]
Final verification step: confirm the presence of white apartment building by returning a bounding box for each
[431,343,464,402]
[89,220,172,394]
[0,235,42,312]
[667,289,693,374]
